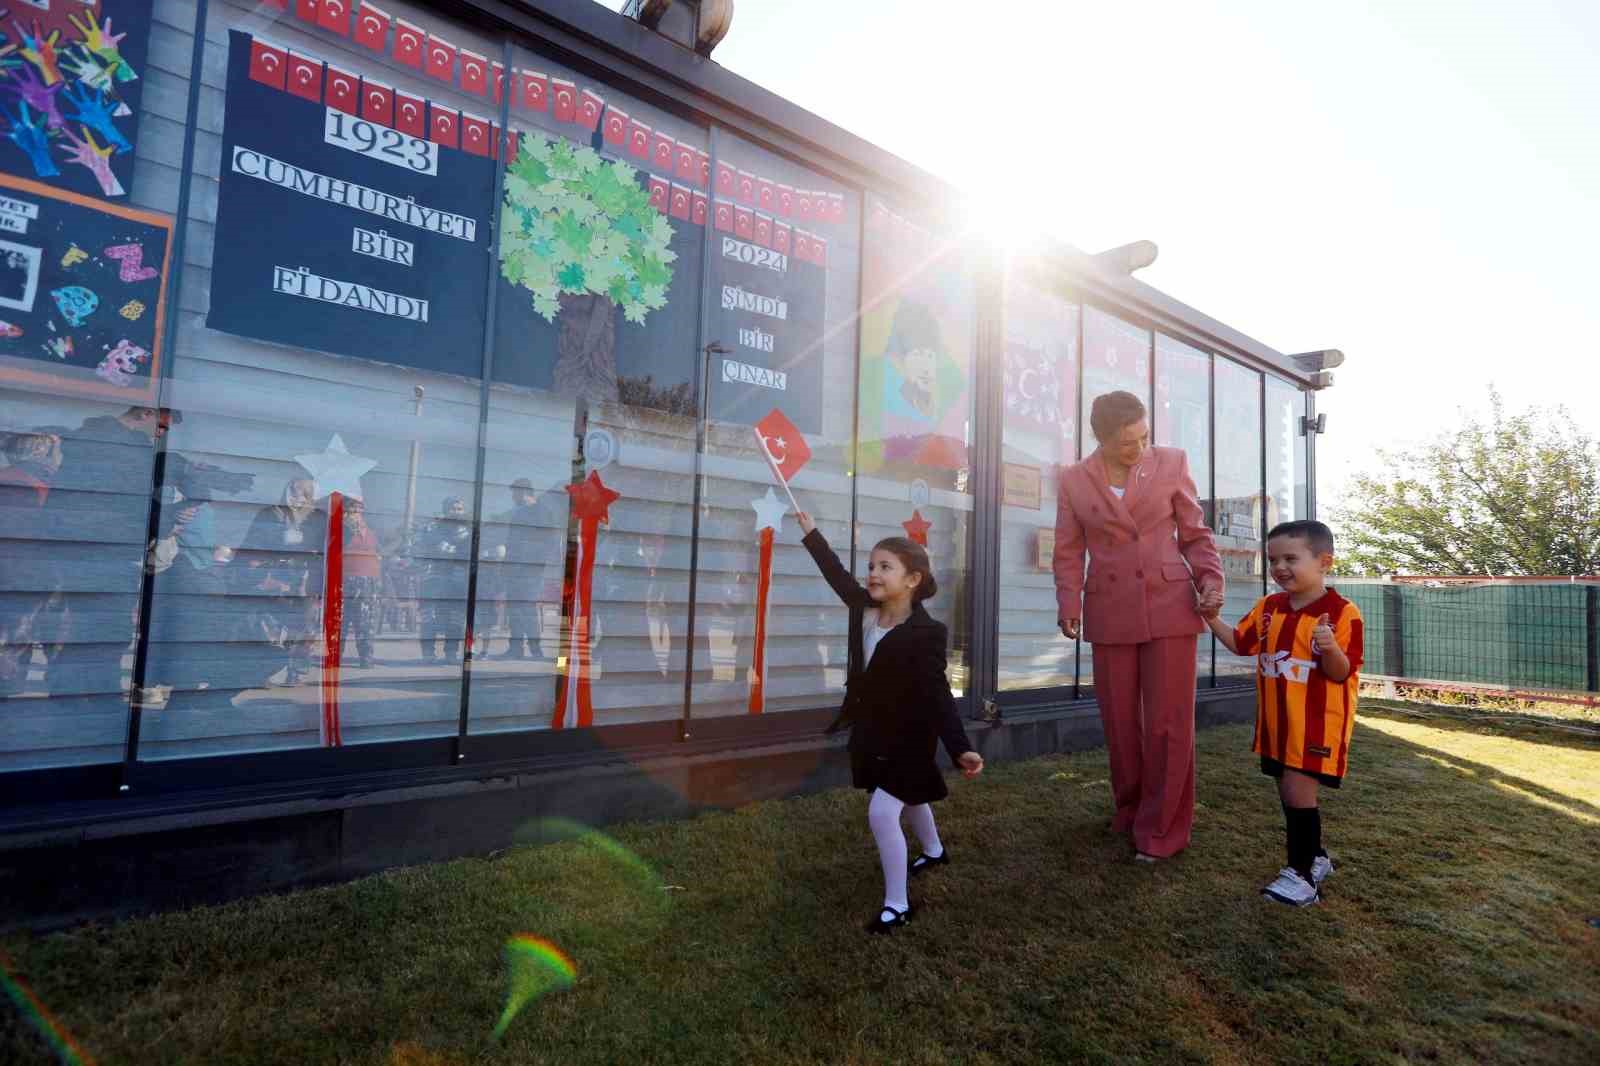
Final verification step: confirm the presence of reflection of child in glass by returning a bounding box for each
[1200,520,1364,908]
[883,300,942,423]
[340,497,382,669]
[795,510,983,934]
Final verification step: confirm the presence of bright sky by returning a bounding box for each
[604,0,1600,506]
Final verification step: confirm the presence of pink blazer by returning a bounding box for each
[1052,446,1224,646]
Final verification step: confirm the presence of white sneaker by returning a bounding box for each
[1261,867,1320,907]
[1311,854,1334,886]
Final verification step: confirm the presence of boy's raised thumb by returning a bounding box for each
[1316,614,1331,628]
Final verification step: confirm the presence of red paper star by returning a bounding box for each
[902,509,932,546]
[567,470,621,524]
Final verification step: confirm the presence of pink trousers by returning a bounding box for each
[1090,635,1198,858]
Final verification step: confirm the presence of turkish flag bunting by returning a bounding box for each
[715,160,735,197]
[757,178,775,213]
[713,198,734,232]
[551,78,577,122]
[736,169,756,205]
[793,230,813,263]
[772,221,791,255]
[504,128,519,163]
[776,184,794,217]
[691,190,708,226]
[627,119,651,160]
[669,183,691,221]
[755,408,812,483]
[810,234,828,268]
[395,90,426,137]
[695,148,710,189]
[651,131,675,173]
[602,105,628,145]
[326,65,360,115]
[317,0,350,35]
[579,90,604,132]
[286,52,323,103]
[518,70,547,111]
[491,62,504,104]
[734,205,754,241]
[394,19,425,67]
[827,192,845,224]
[461,112,491,156]
[795,191,814,223]
[354,3,389,50]
[674,143,697,183]
[425,37,455,82]
[753,212,772,248]
[429,104,459,148]
[295,0,318,24]
[361,79,393,126]
[459,49,489,95]
[647,175,669,213]
[248,37,288,89]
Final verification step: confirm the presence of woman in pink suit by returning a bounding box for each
[1053,390,1224,860]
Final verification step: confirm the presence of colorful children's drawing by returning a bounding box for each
[92,334,145,384]
[0,0,151,200]
[50,282,95,324]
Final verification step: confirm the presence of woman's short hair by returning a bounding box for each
[872,536,938,602]
[1089,390,1148,443]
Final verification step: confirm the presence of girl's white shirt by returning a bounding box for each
[862,608,902,667]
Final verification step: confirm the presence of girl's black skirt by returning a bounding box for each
[851,745,949,806]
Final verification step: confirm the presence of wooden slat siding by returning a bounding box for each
[2,0,979,765]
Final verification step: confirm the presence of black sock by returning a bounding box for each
[1309,807,1324,861]
[1283,806,1318,881]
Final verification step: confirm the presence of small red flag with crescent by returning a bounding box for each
[755,408,811,483]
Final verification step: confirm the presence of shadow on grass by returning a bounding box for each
[1,717,1597,1066]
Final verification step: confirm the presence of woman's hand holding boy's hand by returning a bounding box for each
[795,511,816,535]
[958,751,984,778]
[1196,585,1225,619]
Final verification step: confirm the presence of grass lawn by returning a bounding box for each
[3,707,1597,1065]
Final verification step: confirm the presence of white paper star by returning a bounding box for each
[750,486,788,532]
[295,434,377,501]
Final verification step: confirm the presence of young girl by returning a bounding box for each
[795,511,984,933]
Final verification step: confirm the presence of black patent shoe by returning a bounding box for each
[909,851,948,877]
[865,905,911,934]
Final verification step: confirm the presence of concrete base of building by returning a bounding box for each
[0,687,1254,932]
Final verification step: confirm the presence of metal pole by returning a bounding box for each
[403,384,424,535]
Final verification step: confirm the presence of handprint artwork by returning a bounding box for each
[0,0,149,199]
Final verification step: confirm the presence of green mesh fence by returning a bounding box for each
[1336,579,1600,693]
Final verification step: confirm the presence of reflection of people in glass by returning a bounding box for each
[883,301,943,424]
[340,497,382,669]
[234,478,326,687]
[638,531,670,676]
[0,431,63,695]
[418,495,471,663]
[1052,391,1224,861]
[487,478,547,660]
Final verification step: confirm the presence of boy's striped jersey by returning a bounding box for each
[1232,588,1364,779]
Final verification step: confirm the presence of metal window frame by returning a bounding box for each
[12,0,1325,813]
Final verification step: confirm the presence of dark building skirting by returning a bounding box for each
[0,689,1253,932]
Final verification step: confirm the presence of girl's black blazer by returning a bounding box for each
[803,528,974,802]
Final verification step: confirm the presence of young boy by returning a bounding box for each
[1199,520,1363,906]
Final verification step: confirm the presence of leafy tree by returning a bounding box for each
[499,134,676,401]
[1333,391,1600,576]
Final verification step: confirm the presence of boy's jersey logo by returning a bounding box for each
[1259,650,1315,683]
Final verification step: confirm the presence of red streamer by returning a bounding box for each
[321,491,345,746]
[748,525,775,714]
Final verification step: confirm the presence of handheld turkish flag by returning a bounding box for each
[754,408,811,512]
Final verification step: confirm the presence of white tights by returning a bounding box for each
[867,788,944,913]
